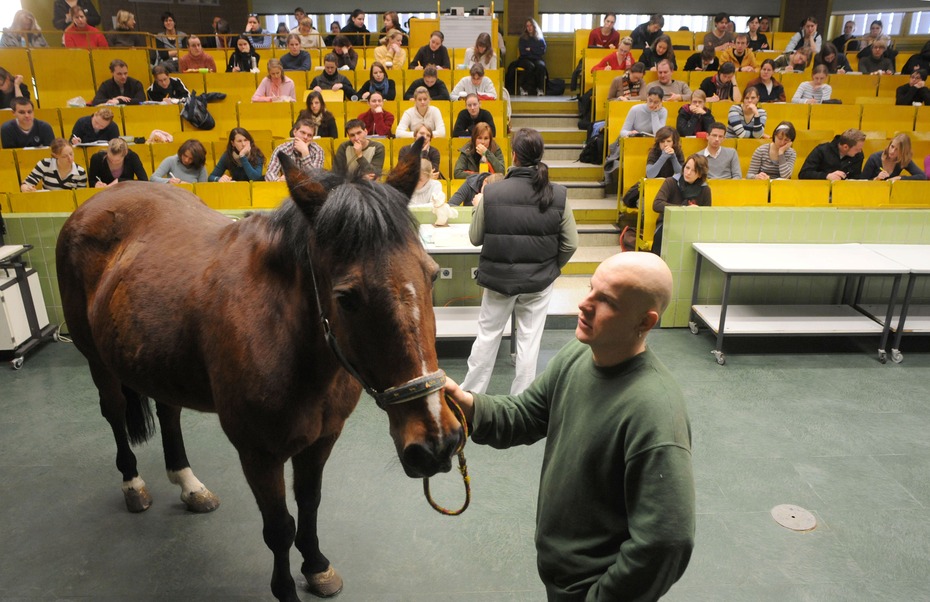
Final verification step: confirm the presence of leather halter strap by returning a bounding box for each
[308,258,445,410]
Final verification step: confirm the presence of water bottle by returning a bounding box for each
[250,56,257,71]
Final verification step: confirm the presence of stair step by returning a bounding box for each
[577,223,621,246]
[511,97,579,114]
[563,245,621,275]
[547,159,602,182]
[511,115,579,129]
[544,146,584,161]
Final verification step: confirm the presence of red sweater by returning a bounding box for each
[64,25,108,48]
[358,109,395,137]
[588,28,620,49]
[592,52,635,72]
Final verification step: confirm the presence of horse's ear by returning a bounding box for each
[281,153,327,221]
[385,136,424,199]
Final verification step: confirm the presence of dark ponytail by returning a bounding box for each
[512,128,553,211]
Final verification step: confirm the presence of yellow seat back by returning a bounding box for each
[830,180,890,208]
[9,189,76,212]
[769,179,831,206]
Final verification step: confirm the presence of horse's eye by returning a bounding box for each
[430,269,440,284]
[334,289,360,312]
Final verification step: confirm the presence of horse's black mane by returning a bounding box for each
[266,169,420,271]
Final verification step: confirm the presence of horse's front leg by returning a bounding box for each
[155,402,220,513]
[240,451,300,602]
[292,433,343,598]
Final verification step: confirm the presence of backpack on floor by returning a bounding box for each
[578,127,605,164]
[545,78,566,96]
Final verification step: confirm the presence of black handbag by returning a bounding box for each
[180,91,220,130]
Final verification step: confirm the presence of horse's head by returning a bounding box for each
[279,141,463,478]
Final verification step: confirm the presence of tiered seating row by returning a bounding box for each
[631,178,930,252]
[609,102,930,193]
[0,177,485,215]
[0,47,504,110]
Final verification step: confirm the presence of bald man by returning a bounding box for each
[445,253,695,601]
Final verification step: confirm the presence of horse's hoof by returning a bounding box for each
[124,486,152,513]
[182,487,220,513]
[304,565,343,598]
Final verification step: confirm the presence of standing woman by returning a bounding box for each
[747,121,798,179]
[88,138,147,187]
[399,125,443,177]
[396,86,447,137]
[375,30,407,69]
[227,35,260,72]
[461,127,577,394]
[727,86,766,138]
[746,59,785,103]
[862,133,928,181]
[652,154,711,255]
[454,122,504,178]
[53,0,101,31]
[638,34,676,71]
[358,61,397,100]
[297,90,339,137]
[252,58,296,102]
[64,7,108,48]
[341,10,371,47]
[464,32,497,69]
[21,138,87,192]
[1,10,48,48]
[507,19,547,96]
[746,16,768,52]
[410,30,451,70]
[209,127,265,182]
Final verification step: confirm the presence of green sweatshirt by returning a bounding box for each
[472,340,695,601]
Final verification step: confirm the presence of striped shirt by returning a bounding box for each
[747,144,797,179]
[23,158,88,190]
[726,104,767,139]
[791,82,832,104]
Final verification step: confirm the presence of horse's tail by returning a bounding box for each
[123,385,156,446]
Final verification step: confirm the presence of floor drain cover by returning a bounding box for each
[771,504,817,532]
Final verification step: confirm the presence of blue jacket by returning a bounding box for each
[519,36,546,60]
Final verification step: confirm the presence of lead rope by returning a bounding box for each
[423,392,471,516]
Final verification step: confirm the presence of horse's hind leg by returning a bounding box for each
[88,362,154,513]
[293,434,343,598]
[155,402,220,513]
[240,451,300,602]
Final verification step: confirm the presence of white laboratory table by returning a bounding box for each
[1,244,58,369]
[418,224,512,341]
[689,243,908,365]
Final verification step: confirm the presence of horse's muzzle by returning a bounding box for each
[400,427,463,478]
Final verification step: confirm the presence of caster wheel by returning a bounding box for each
[712,350,726,366]
[891,349,903,364]
[688,321,699,335]
[11,357,24,370]
[878,350,887,364]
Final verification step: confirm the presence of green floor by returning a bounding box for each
[2,328,930,601]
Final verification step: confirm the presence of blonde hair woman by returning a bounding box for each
[88,138,148,186]
[252,58,296,102]
[1,9,48,47]
[21,138,87,191]
[375,29,406,69]
[396,86,447,138]
[464,32,497,69]
[862,133,927,182]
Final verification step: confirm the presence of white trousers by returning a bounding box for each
[461,283,554,395]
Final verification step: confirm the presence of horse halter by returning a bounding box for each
[307,259,445,410]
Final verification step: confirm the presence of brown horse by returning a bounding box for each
[55,141,463,602]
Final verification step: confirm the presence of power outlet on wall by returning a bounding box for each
[440,268,453,279]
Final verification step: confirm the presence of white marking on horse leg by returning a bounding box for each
[423,361,443,430]
[167,467,207,499]
[121,476,146,493]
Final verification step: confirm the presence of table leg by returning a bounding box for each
[688,254,704,334]
[877,274,901,364]
[712,274,732,365]
[891,274,916,364]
